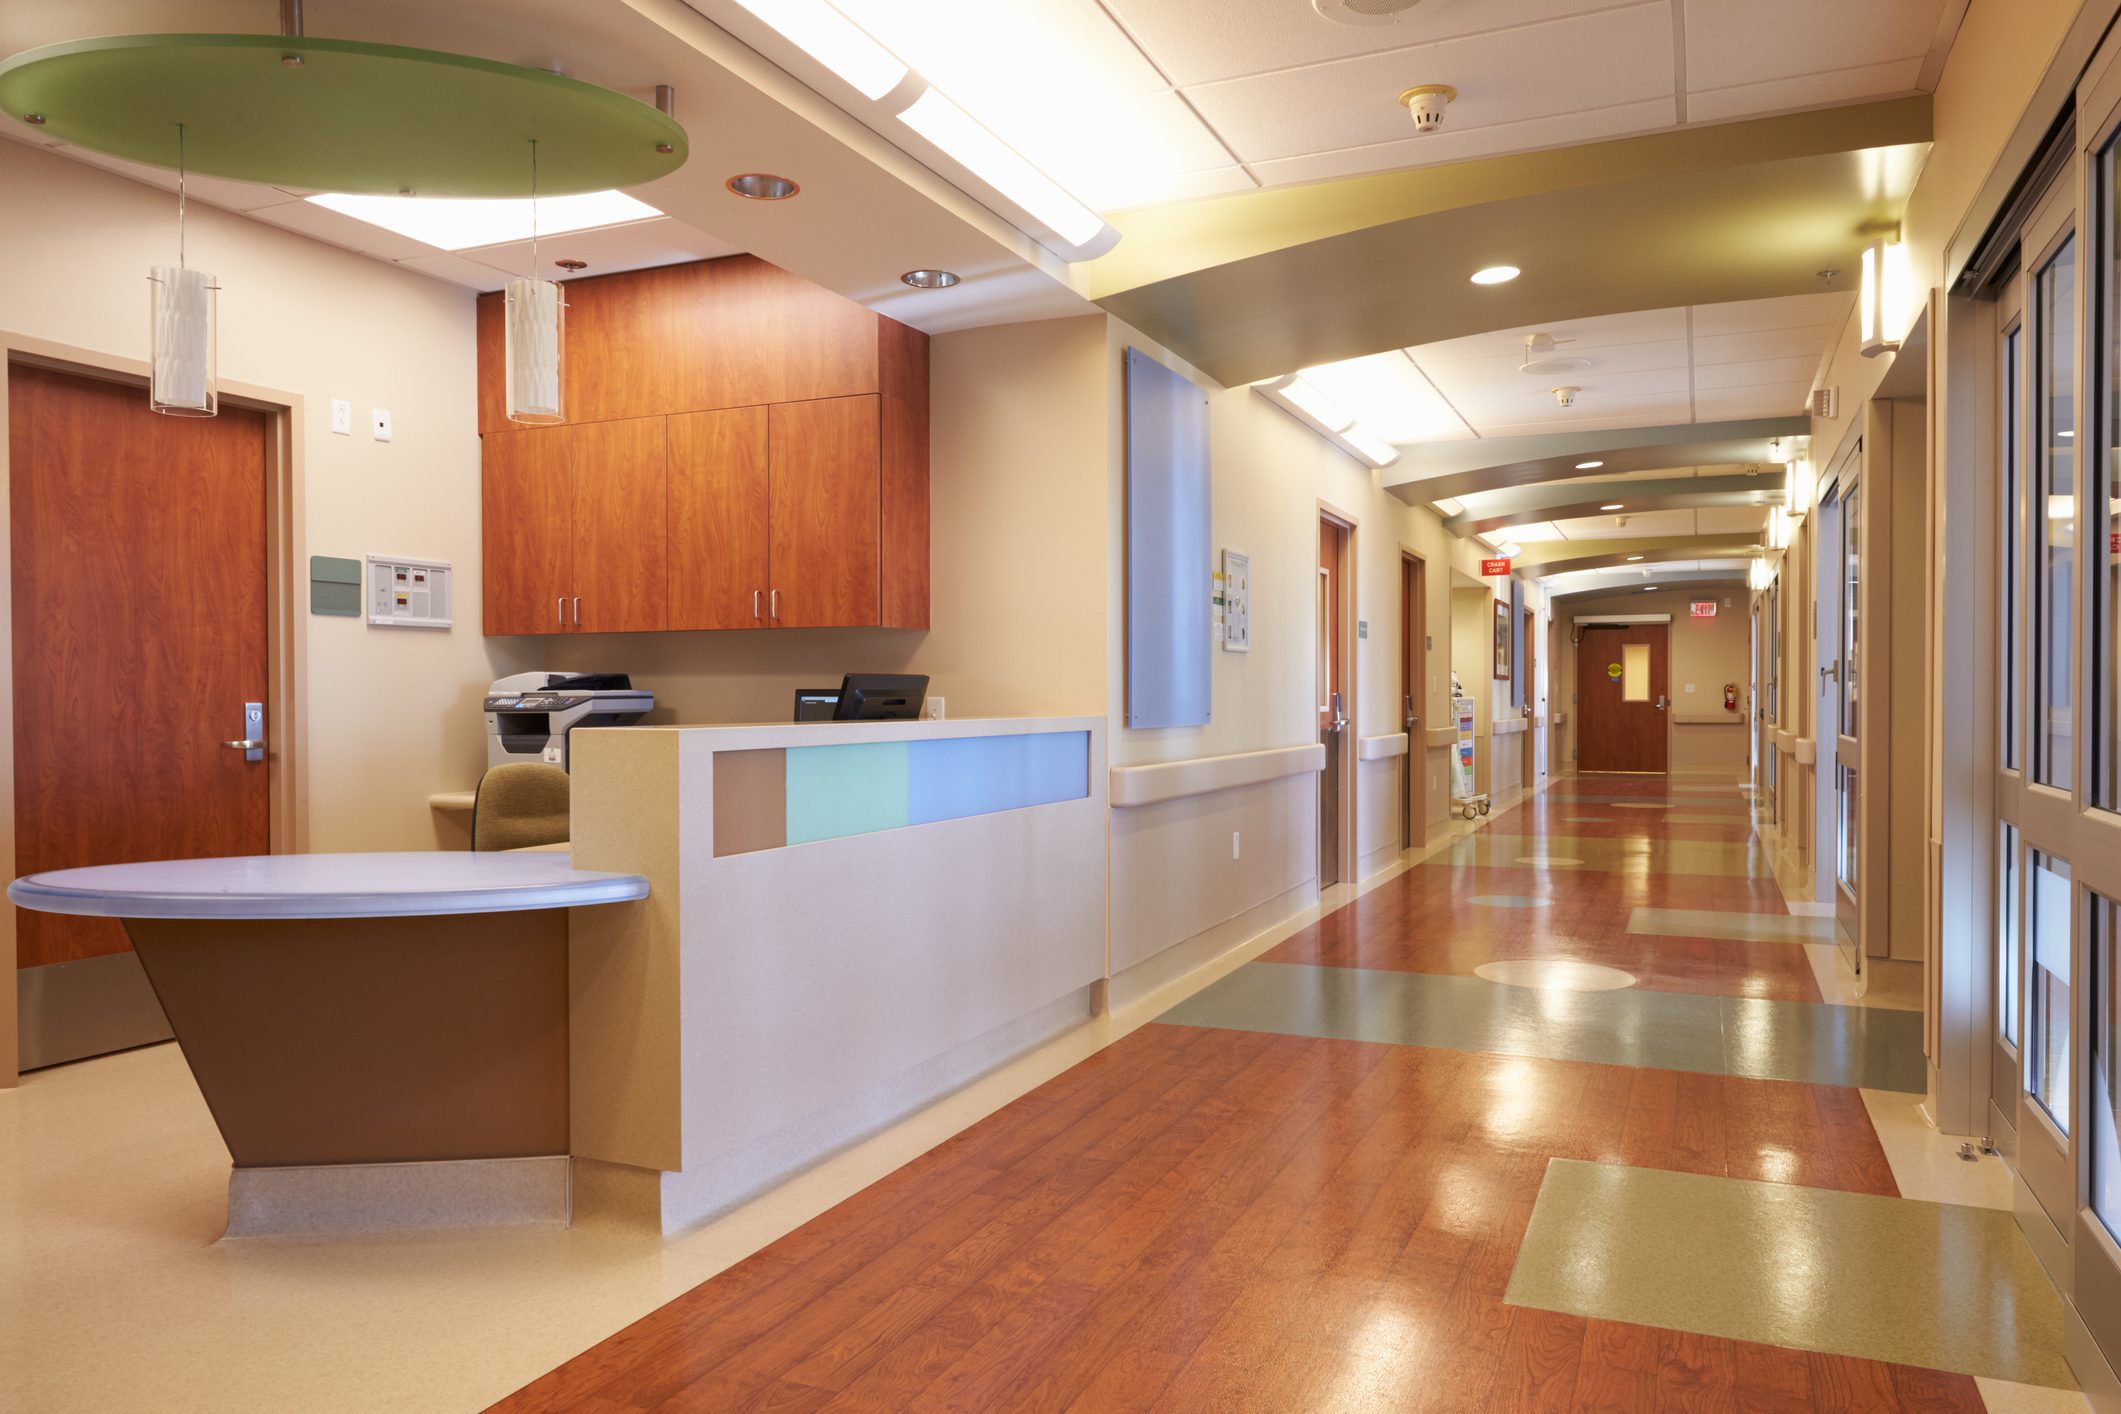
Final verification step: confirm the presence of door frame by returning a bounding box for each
[0,331,307,1087]
[1400,546,1428,851]
[1317,502,1358,889]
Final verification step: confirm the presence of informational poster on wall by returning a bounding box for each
[1452,695,1477,799]
[1216,548,1251,651]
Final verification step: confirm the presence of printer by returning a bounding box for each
[484,671,653,772]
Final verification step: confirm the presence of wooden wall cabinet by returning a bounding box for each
[481,417,667,635]
[478,255,928,635]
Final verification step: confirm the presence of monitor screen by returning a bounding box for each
[832,674,928,721]
[793,688,839,722]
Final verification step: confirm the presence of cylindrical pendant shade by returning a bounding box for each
[148,264,217,417]
[505,276,564,425]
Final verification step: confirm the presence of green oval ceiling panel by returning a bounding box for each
[0,34,687,197]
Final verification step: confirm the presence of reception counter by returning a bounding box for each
[566,715,1108,1232]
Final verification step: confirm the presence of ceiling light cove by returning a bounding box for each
[897,89,1107,248]
[1470,265,1520,286]
[730,0,908,100]
[1575,460,1604,470]
[1600,503,1624,511]
[1257,375,1399,469]
[304,191,662,251]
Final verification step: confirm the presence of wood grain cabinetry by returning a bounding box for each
[480,417,667,635]
[478,254,928,635]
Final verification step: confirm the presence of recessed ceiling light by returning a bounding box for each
[1470,265,1520,285]
[1600,503,1624,511]
[304,190,661,251]
[900,268,961,289]
[1626,555,1645,562]
[1576,460,1604,470]
[727,172,800,200]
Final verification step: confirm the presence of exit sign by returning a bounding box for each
[1481,558,1512,576]
[1690,600,1718,618]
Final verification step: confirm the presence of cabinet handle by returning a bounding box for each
[556,597,564,628]
[572,596,581,626]
[771,588,780,621]
[753,589,761,621]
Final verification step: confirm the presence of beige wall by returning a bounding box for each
[563,315,1111,728]
[1556,589,1752,777]
[0,143,536,849]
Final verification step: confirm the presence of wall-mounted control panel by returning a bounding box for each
[368,556,452,629]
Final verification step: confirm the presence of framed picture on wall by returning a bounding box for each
[1494,597,1512,680]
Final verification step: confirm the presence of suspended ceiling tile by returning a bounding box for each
[1102,165,1259,214]
[1101,0,1634,90]
[247,198,446,262]
[1693,324,1841,364]
[1179,5,1674,165]
[1694,385,1812,419]
[1242,98,1679,189]
[1557,508,1697,539]
[1302,351,1476,443]
[1682,0,1944,92]
[1689,291,1850,336]
[1509,521,1567,543]
[1692,354,1824,390]
[1413,310,1692,367]
[1688,60,1926,125]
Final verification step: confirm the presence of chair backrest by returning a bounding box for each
[471,763,570,852]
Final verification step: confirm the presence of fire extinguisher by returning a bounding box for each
[1723,682,1739,713]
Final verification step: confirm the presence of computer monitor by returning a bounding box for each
[793,688,839,722]
[831,673,928,721]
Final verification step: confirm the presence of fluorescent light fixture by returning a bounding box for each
[1575,460,1604,470]
[1299,351,1474,443]
[1626,554,1645,562]
[1337,424,1400,469]
[1496,541,1524,558]
[731,0,909,100]
[1600,502,1624,511]
[306,191,661,251]
[900,89,1105,246]
[1859,233,1911,358]
[1470,265,1520,285]
[1263,375,1353,433]
[1434,497,1466,516]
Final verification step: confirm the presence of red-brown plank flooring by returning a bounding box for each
[489,777,1984,1412]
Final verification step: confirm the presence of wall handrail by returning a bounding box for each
[1110,742,1325,808]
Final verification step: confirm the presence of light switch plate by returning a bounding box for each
[925,696,946,721]
[371,408,393,442]
[330,399,351,436]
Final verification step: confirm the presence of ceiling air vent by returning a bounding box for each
[1810,387,1838,419]
[1313,0,1425,26]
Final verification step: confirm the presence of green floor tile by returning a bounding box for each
[1506,1160,2075,1388]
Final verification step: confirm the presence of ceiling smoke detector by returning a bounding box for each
[1552,385,1580,408]
[1397,84,1456,133]
[1315,0,1426,26]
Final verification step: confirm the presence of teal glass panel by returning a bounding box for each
[907,732,1089,825]
[784,741,910,845]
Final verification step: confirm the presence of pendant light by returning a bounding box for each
[504,139,565,425]
[148,123,218,417]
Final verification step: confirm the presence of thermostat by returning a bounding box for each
[367,556,452,629]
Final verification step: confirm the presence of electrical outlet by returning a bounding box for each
[924,696,945,721]
[371,408,394,442]
[1231,831,1241,860]
[330,399,351,436]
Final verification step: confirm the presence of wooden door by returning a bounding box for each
[668,406,769,630]
[1401,554,1427,850]
[482,426,574,635]
[1576,623,1670,772]
[9,363,270,968]
[1318,518,1349,885]
[769,395,879,628]
[569,417,668,633]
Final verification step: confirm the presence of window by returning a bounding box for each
[2095,892,2120,1239]
[2000,823,2022,1050]
[1621,643,1649,702]
[2102,138,2121,808]
[1839,764,1858,892]
[2005,322,2023,771]
[2035,235,2077,789]
[2031,850,2073,1132]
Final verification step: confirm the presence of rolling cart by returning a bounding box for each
[1450,695,1490,820]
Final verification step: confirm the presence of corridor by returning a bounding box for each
[493,777,2073,1412]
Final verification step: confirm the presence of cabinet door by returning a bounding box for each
[482,426,574,635]
[668,406,769,630]
[569,417,669,634]
[769,395,879,628]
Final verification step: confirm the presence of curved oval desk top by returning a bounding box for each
[7,851,649,920]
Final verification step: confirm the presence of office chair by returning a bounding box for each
[470,762,571,852]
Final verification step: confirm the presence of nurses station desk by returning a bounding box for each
[11,716,1107,1238]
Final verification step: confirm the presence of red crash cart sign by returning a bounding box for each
[1481,558,1512,576]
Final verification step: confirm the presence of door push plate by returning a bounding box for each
[239,702,263,762]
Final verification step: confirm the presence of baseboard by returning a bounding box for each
[223,1155,569,1237]
[18,949,171,1071]
[2068,1300,2121,1413]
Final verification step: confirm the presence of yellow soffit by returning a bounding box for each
[1510,536,1765,571]
[1088,97,1930,297]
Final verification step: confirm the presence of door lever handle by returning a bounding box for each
[223,739,265,750]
